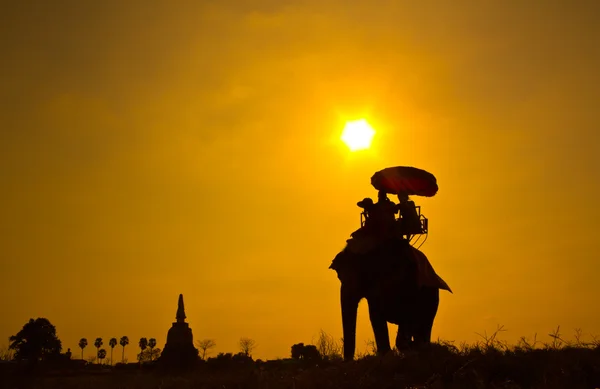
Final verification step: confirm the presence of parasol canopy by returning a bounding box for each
[371,166,438,197]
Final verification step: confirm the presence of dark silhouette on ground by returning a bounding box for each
[138,347,162,362]
[119,336,129,363]
[2,330,599,388]
[158,294,199,369]
[93,338,103,364]
[330,239,451,361]
[147,338,157,361]
[331,166,452,361]
[195,339,217,360]
[97,349,107,364]
[78,338,87,360]
[291,343,321,362]
[108,338,117,365]
[204,352,254,369]
[239,337,257,358]
[2,316,599,387]
[138,337,148,361]
[9,318,62,363]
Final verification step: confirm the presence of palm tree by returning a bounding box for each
[108,338,117,365]
[138,337,148,363]
[94,338,103,364]
[78,338,88,360]
[98,348,107,365]
[119,336,129,363]
[148,338,157,361]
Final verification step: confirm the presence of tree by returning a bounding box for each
[314,329,342,360]
[119,336,129,363]
[148,338,157,361]
[108,338,117,365]
[365,339,377,355]
[78,338,88,360]
[302,344,320,360]
[291,343,304,359]
[195,339,217,360]
[0,346,14,361]
[232,352,252,363]
[291,343,321,361]
[94,338,103,364]
[98,348,107,364]
[150,348,161,361]
[138,338,148,363]
[9,318,62,362]
[239,337,256,358]
[137,347,161,362]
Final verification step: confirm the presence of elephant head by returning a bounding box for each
[330,239,451,361]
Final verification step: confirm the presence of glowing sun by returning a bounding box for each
[341,119,376,151]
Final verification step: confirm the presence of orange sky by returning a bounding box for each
[2,1,600,361]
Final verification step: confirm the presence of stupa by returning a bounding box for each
[158,294,199,369]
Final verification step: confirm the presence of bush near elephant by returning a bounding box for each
[291,343,321,362]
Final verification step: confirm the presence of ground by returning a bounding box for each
[1,339,599,389]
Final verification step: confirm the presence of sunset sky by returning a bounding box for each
[2,1,600,361]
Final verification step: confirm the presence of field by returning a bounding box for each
[2,329,599,389]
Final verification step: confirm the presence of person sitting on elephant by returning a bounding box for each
[397,192,422,236]
[351,197,374,239]
[357,197,374,217]
[366,191,398,234]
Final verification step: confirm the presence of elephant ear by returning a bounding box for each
[344,236,379,255]
[409,247,453,293]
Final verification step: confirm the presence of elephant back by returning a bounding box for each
[330,238,451,296]
[349,239,452,293]
[342,239,419,291]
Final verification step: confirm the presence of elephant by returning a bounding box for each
[329,238,452,361]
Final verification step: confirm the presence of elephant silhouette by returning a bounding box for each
[330,239,452,361]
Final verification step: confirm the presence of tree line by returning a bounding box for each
[5,317,350,365]
[76,336,160,365]
[5,318,260,365]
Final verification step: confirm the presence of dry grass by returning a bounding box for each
[1,327,599,389]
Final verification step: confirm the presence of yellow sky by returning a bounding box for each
[2,1,600,360]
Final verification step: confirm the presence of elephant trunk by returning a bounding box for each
[340,284,360,361]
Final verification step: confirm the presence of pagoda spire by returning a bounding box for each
[176,293,186,323]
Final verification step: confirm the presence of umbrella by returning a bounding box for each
[371,166,438,197]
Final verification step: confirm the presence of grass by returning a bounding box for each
[1,327,599,389]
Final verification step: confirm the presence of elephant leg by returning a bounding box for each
[413,287,440,347]
[395,325,412,351]
[367,299,391,356]
[412,322,431,348]
[414,327,432,347]
[340,284,361,361]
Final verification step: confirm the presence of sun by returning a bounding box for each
[341,119,376,151]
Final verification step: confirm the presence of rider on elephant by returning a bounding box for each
[396,192,422,237]
[370,191,398,230]
[353,191,398,239]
